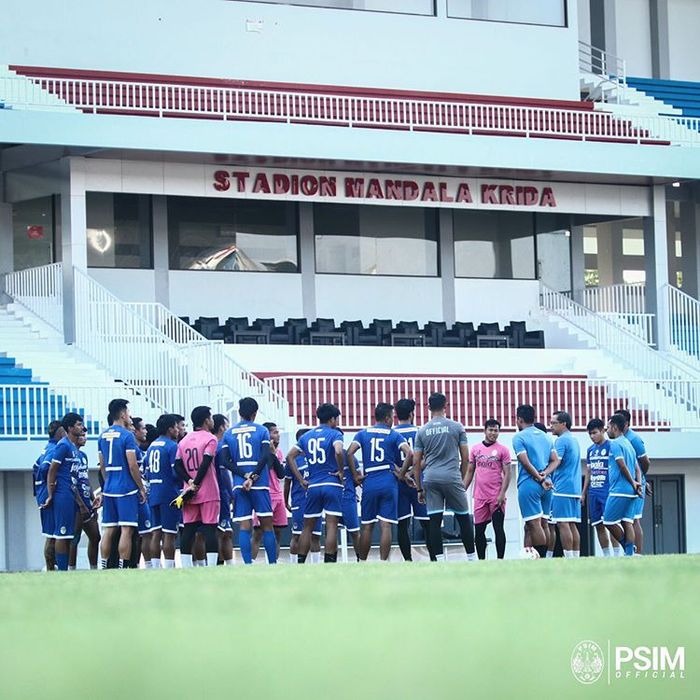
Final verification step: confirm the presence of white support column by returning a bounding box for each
[0,202,13,304]
[679,185,700,299]
[571,223,586,305]
[59,157,87,344]
[298,203,316,322]
[439,209,455,325]
[644,184,671,351]
[152,195,170,307]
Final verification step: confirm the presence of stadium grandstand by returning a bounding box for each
[1,0,700,575]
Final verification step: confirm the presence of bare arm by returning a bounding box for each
[463,460,476,491]
[617,456,641,494]
[582,463,590,501]
[459,443,469,480]
[516,451,545,483]
[497,458,511,505]
[283,477,292,512]
[286,446,307,488]
[126,449,146,501]
[639,455,651,476]
[334,441,345,481]
[541,450,561,478]
[397,443,412,481]
[45,459,60,506]
[413,451,424,491]
[346,443,364,485]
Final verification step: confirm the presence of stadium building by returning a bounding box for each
[1,0,699,569]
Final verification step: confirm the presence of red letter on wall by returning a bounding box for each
[213,170,230,192]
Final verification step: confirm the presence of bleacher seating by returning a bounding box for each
[189,316,545,348]
[627,76,700,128]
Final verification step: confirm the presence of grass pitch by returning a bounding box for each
[0,555,697,700]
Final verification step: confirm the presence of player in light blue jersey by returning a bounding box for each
[603,414,642,556]
[95,399,147,569]
[212,413,234,566]
[33,420,66,570]
[131,416,156,568]
[615,409,651,554]
[146,413,181,568]
[287,403,345,563]
[284,429,323,564]
[69,431,101,570]
[543,411,582,558]
[582,419,620,557]
[512,405,557,559]
[347,403,411,561]
[43,413,84,571]
[221,397,276,565]
[393,398,429,562]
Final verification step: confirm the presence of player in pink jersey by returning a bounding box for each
[463,419,512,559]
[173,406,220,568]
[251,422,288,560]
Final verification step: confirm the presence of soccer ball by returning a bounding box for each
[519,546,540,560]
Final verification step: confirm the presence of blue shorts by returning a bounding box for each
[53,494,77,539]
[40,504,55,538]
[102,493,139,528]
[517,479,549,522]
[233,487,272,522]
[151,503,181,534]
[304,484,342,518]
[138,501,156,535]
[551,495,581,523]
[633,494,645,519]
[361,482,398,524]
[291,506,322,536]
[398,481,429,521]
[542,487,554,522]
[603,495,637,525]
[340,494,360,532]
[588,490,608,526]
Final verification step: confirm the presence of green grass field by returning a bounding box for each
[1,555,697,700]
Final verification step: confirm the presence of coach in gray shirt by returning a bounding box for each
[414,393,476,562]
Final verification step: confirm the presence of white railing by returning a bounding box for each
[262,373,700,431]
[2,71,700,145]
[582,282,653,345]
[3,263,63,333]
[579,40,627,104]
[666,284,700,369]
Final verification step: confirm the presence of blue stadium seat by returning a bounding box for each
[627,77,700,127]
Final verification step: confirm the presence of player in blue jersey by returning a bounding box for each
[512,405,557,559]
[42,412,85,571]
[68,430,101,569]
[615,409,651,554]
[213,413,234,566]
[393,398,429,561]
[603,413,643,556]
[131,416,156,568]
[581,419,620,557]
[95,399,147,569]
[286,403,345,563]
[221,397,277,565]
[146,413,181,568]
[347,403,412,561]
[543,411,582,558]
[33,420,66,570]
[284,428,323,564]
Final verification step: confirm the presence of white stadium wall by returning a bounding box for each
[668,0,700,82]
[0,0,581,100]
[614,0,653,78]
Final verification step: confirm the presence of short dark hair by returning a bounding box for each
[395,398,415,421]
[191,405,212,429]
[156,413,178,436]
[428,393,446,412]
[316,403,340,423]
[296,427,310,441]
[587,418,605,433]
[553,411,572,430]
[374,403,394,423]
[239,397,259,421]
[144,424,158,446]
[62,412,83,431]
[517,405,535,425]
[484,418,501,430]
[108,398,129,422]
[173,414,185,423]
[132,417,144,431]
[608,414,626,433]
[614,408,631,425]
[534,422,548,434]
[47,420,63,439]
[263,422,277,431]
[212,413,228,434]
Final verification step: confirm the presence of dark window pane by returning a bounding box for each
[86,193,153,269]
[12,196,55,271]
[168,197,298,272]
[453,210,535,279]
[314,204,438,276]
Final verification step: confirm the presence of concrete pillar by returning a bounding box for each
[298,203,316,322]
[439,209,455,325]
[152,195,170,307]
[644,185,670,351]
[650,0,671,80]
[0,202,13,304]
[59,157,87,344]
[571,224,586,304]
[678,188,700,299]
[596,222,615,286]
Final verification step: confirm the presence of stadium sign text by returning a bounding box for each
[212,169,557,209]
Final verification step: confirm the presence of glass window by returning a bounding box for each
[86,193,152,269]
[233,0,435,15]
[453,210,535,279]
[448,0,565,26]
[583,227,598,255]
[623,270,646,284]
[314,204,438,276]
[622,226,644,256]
[12,196,56,271]
[168,197,298,272]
